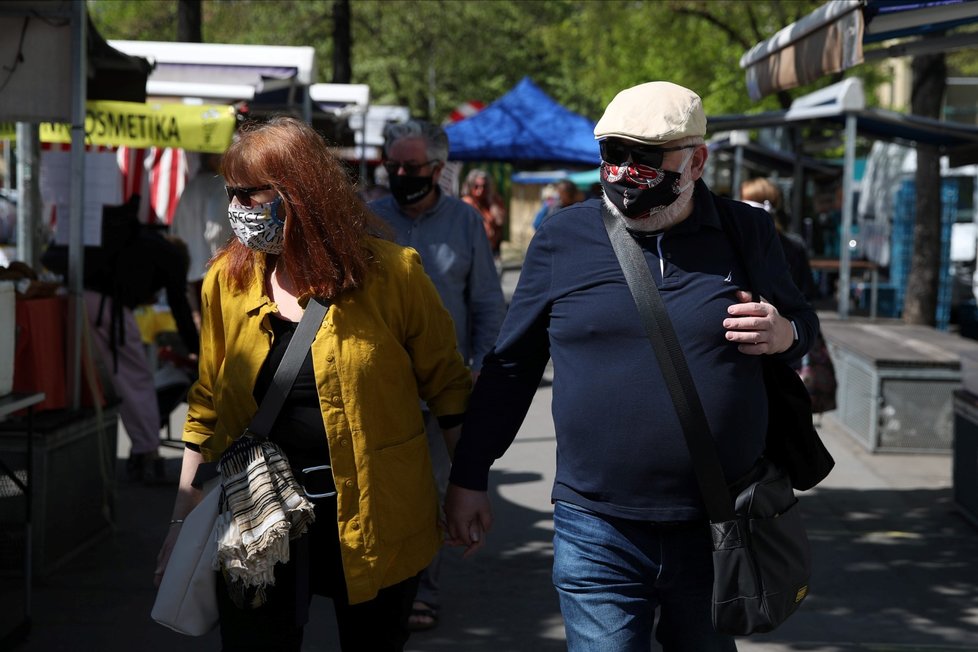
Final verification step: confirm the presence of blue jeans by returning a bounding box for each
[552,501,738,652]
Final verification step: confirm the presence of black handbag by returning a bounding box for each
[761,358,834,491]
[602,208,811,635]
[712,195,834,491]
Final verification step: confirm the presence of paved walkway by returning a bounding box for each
[7,387,978,652]
[6,263,978,652]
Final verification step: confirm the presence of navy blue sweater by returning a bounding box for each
[450,182,818,521]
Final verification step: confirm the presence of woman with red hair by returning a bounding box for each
[155,117,471,651]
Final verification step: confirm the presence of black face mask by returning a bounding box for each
[389,174,434,206]
[599,163,688,220]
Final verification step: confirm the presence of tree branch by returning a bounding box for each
[675,6,753,50]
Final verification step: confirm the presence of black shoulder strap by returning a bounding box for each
[601,207,735,522]
[247,297,330,440]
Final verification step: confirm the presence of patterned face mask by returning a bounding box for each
[599,147,695,220]
[227,196,285,254]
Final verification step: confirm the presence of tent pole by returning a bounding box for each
[791,127,804,235]
[838,112,857,320]
[732,144,744,200]
[67,1,87,410]
[302,83,312,125]
[360,106,368,185]
[2,139,11,190]
[15,124,41,270]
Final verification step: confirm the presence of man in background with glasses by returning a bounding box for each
[445,82,818,651]
[368,119,505,632]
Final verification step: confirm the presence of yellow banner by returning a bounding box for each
[0,101,236,153]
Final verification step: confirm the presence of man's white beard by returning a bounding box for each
[602,161,696,232]
[603,179,695,233]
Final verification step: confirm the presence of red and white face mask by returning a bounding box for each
[600,148,695,220]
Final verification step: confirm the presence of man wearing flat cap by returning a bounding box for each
[444,81,818,651]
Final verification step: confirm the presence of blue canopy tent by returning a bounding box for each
[444,77,600,166]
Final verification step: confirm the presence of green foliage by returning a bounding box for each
[89,0,177,40]
[349,0,574,120]
[88,0,878,124]
[948,25,978,76]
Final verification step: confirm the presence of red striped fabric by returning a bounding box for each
[118,146,188,225]
[35,144,189,227]
[449,100,486,123]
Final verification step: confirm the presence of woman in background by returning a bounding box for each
[741,177,835,415]
[741,177,816,301]
[461,169,506,259]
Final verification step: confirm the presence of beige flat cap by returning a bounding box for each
[594,81,706,145]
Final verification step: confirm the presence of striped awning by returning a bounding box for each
[740,0,978,101]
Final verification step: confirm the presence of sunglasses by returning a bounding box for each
[599,140,695,169]
[382,160,437,176]
[225,184,273,203]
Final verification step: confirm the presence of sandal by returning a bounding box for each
[407,601,439,631]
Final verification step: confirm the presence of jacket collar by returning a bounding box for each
[667,179,721,236]
[243,256,272,315]
[243,256,318,314]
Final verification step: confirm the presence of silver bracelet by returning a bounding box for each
[169,519,185,526]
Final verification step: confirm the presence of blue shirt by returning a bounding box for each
[450,182,818,521]
[370,192,505,371]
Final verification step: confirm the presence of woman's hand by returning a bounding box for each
[154,447,205,587]
[154,523,183,588]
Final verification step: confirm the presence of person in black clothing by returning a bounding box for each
[740,177,817,301]
[43,196,199,483]
[444,82,817,652]
[741,178,837,413]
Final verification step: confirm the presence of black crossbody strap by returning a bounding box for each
[247,297,330,440]
[601,208,735,522]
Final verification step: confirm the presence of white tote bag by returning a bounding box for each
[152,480,220,636]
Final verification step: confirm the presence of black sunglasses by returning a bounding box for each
[599,140,695,169]
[382,160,438,176]
[225,184,273,203]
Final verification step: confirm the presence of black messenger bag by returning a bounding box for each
[602,208,812,635]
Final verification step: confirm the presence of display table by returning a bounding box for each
[822,318,978,453]
[810,259,879,317]
[952,390,978,527]
[0,392,45,648]
[12,296,103,412]
[0,403,118,580]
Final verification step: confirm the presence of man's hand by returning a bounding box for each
[444,483,493,558]
[723,290,794,355]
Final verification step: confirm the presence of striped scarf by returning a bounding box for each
[213,436,316,608]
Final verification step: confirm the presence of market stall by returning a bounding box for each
[0,7,232,644]
[0,2,122,643]
[708,78,978,319]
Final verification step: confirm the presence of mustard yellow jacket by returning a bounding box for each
[183,237,471,604]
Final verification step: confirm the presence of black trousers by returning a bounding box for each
[216,497,420,652]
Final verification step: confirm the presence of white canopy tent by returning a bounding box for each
[109,40,317,121]
[310,83,370,177]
